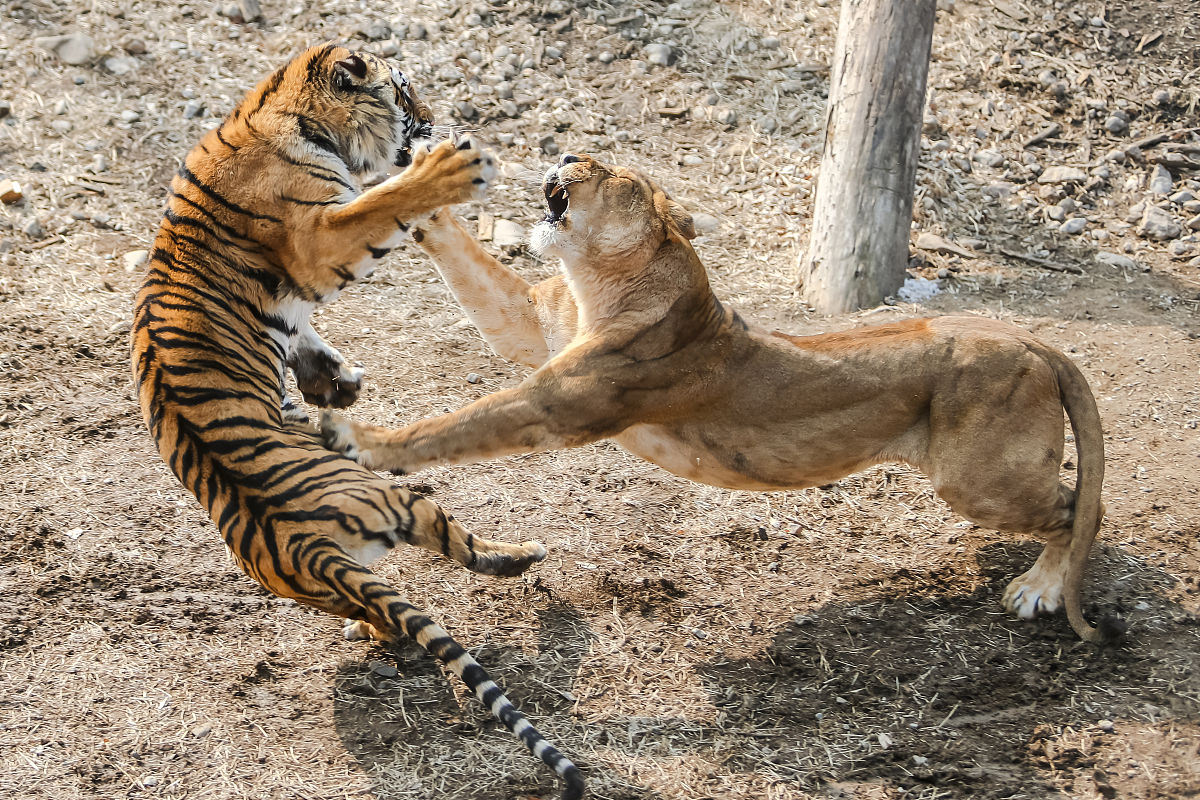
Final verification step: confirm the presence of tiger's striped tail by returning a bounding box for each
[328,552,584,799]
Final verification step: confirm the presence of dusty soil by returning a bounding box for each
[2,1,1199,799]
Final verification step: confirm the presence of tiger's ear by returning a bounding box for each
[333,54,369,89]
[654,192,696,240]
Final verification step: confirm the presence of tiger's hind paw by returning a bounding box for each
[343,618,389,642]
[468,539,548,577]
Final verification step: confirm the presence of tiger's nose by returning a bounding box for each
[559,154,583,165]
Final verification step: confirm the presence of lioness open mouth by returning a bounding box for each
[544,179,568,223]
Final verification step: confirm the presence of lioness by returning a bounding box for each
[323,153,1121,644]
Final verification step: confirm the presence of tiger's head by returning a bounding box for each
[531,154,696,263]
[273,43,434,175]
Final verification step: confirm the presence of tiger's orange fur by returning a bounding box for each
[130,43,583,799]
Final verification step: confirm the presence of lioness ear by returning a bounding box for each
[655,192,696,240]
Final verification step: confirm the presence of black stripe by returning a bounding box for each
[366,245,390,259]
[280,194,340,206]
[295,115,340,158]
[177,165,283,223]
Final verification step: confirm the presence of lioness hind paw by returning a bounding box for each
[1002,576,1064,619]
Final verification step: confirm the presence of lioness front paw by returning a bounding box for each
[320,409,374,466]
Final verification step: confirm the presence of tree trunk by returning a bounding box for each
[798,0,937,314]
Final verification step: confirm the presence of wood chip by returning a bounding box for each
[476,212,494,242]
[991,1,1028,21]
[1023,123,1062,148]
[657,106,688,118]
[1135,31,1163,53]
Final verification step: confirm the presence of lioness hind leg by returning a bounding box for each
[1000,484,1076,618]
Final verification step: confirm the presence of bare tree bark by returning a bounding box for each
[798,0,937,314]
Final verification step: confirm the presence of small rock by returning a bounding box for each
[1170,190,1195,205]
[1168,240,1193,258]
[691,213,720,235]
[50,119,73,135]
[1184,200,1200,214]
[681,154,703,166]
[1104,148,1126,163]
[1187,214,1200,231]
[124,38,147,55]
[539,134,559,156]
[716,107,737,126]
[190,722,212,738]
[982,181,1014,199]
[1136,205,1182,241]
[409,22,427,40]
[123,250,149,272]
[141,776,160,788]
[1038,166,1087,184]
[598,51,615,64]
[1149,164,1174,195]
[974,149,1005,168]
[35,33,97,66]
[644,43,673,66]
[1104,112,1129,136]
[21,217,45,239]
[183,102,205,120]
[1036,69,1057,88]
[1153,88,1172,106]
[1061,217,1087,234]
[104,56,136,76]
[119,109,141,124]
[453,100,477,120]
[466,372,482,384]
[1097,719,1114,733]
[754,115,778,134]
[1046,206,1066,222]
[492,219,524,247]
[762,36,781,49]
[358,21,391,41]
[0,180,22,204]
[370,661,398,678]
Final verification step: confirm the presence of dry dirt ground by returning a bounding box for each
[2,0,1200,798]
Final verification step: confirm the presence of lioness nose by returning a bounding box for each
[559,154,582,165]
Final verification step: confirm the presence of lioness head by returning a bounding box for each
[531,154,696,263]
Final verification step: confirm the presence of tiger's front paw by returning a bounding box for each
[407,135,497,206]
[294,358,364,409]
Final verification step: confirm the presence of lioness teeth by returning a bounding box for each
[549,184,565,198]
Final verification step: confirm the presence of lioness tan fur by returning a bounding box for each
[323,154,1120,644]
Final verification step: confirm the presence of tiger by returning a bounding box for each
[130,43,583,799]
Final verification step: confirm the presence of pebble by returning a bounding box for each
[1188,214,1200,231]
[466,372,482,384]
[22,217,45,238]
[357,22,391,41]
[104,56,136,76]
[762,36,781,49]
[1170,189,1194,205]
[1037,69,1057,88]
[1104,111,1129,135]
[183,102,205,120]
[1105,148,1126,163]
[644,43,673,66]
[681,154,703,166]
[1168,240,1193,258]
[539,134,559,156]
[50,119,73,135]
[1185,200,1200,214]
[492,219,525,247]
[0,180,22,204]
[755,115,778,134]
[124,38,147,55]
[974,149,1005,168]
[119,109,141,124]
[370,661,398,678]
[691,213,720,235]
[1098,719,1115,733]
[0,101,9,119]
[1046,206,1066,222]
[1061,217,1087,234]
[190,722,212,738]
[1136,205,1182,241]
[123,250,149,272]
[982,181,1014,199]
[1153,88,1172,106]
[716,108,738,126]
[1037,165,1087,184]
[34,33,97,65]
[1149,164,1174,195]
[453,101,477,120]
[598,51,615,64]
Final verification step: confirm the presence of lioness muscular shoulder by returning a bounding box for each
[324,154,1121,644]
